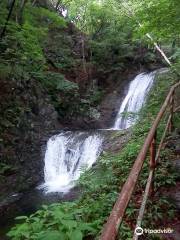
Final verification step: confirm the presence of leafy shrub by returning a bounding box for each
[7,203,97,240]
[36,72,78,91]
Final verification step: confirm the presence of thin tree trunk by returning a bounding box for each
[0,0,16,39]
[81,38,87,74]
[32,0,37,6]
[121,2,172,66]
[56,0,61,10]
[18,0,28,25]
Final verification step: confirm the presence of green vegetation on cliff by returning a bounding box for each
[0,0,163,123]
[0,0,180,124]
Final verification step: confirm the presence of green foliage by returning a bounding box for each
[0,1,67,78]
[0,62,11,79]
[0,1,8,27]
[8,71,179,239]
[128,0,180,69]
[31,7,66,28]
[0,0,163,122]
[14,22,45,67]
[133,0,180,40]
[143,198,175,228]
[0,163,15,175]
[36,71,78,91]
[0,0,90,119]
[7,202,97,240]
[59,0,147,71]
[118,222,133,240]
[86,89,105,106]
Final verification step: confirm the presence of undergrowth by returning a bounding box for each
[7,70,179,240]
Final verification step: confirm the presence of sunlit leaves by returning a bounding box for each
[134,0,180,40]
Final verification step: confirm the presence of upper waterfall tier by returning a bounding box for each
[113,72,155,130]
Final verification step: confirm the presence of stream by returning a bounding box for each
[0,71,156,238]
[40,71,155,194]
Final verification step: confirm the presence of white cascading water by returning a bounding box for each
[113,72,155,130]
[41,132,103,193]
[41,72,155,193]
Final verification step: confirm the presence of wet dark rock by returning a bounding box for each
[0,193,22,209]
[175,149,180,155]
[103,129,132,153]
[0,77,61,212]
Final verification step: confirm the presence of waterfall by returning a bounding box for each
[41,71,155,193]
[41,132,103,193]
[113,72,155,130]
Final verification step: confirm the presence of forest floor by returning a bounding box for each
[159,129,180,240]
[156,87,180,240]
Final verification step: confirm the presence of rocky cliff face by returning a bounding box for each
[0,77,60,202]
[0,12,88,203]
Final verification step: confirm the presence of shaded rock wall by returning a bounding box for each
[0,77,60,200]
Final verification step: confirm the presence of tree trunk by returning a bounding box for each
[56,0,61,10]
[18,0,28,25]
[81,38,87,74]
[32,0,37,6]
[0,0,16,39]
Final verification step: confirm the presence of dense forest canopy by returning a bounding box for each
[53,0,180,65]
[1,0,180,78]
[52,0,180,38]
[0,0,156,120]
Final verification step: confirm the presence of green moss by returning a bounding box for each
[0,163,13,175]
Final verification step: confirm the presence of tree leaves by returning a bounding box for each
[37,231,66,240]
[68,230,83,240]
[7,202,97,240]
